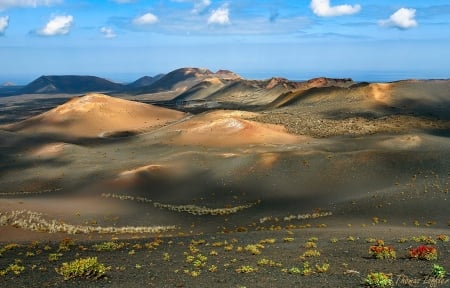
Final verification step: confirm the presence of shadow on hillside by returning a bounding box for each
[0,97,72,125]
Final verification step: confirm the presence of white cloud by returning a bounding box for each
[379,8,418,29]
[0,15,8,34]
[310,0,361,17]
[0,0,62,11]
[100,26,116,38]
[133,12,158,25]
[37,14,73,36]
[193,0,210,14]
[171,0,211,14]
[207,4,230,25]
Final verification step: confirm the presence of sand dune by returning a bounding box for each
[2,93,186,138]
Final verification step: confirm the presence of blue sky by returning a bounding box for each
[0,0,449,83]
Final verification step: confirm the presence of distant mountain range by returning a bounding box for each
[1,68,245,96]
[0,68,373,104]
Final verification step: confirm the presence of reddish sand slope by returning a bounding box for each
[2,93,186,138]
[162,110,309,146]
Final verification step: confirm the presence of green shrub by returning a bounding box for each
[56,257,110,280]
[431,264,446,279]
[364,272,393,288]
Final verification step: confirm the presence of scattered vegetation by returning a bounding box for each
[411,235,437,245]
[0,209,176,234]
[0,243,21,257]
[259,210,332,224]
[0,260,25,277]
[101,193,257,216]
[282,262,312,276]
[257,258,282,267]
[92,241,125,251]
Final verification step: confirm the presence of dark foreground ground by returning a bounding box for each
[1,225,450,288]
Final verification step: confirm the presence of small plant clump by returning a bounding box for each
[244,244,264,255]
[315,263,330,273]
[408,245,438,261]
[282,262,312,276]
[301,249,321,259]
[55,257,110,280]
[304,241,317,248]
[92,241,125,252]
[431,264,446,279]
[235,265,258,273]
[259,238,276,244]
[364,272,394,288]
[48,253,63,262]
[58,238,76,252]
[368,240,396,260]
[0,261,25,277]
[257,258,282,267]
[436,234,449,242]
[411,235,437,245]
[0,243,21,257]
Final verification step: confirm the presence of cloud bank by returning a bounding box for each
[37,14,73,36]
[379,8,418,29]
[310,0,361,17]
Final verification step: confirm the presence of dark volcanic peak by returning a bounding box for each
[20,75,124,94]
[127,76,156,88]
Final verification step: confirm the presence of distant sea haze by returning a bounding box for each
[2,70,449,86]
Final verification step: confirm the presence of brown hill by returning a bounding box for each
[271,79,450,117]
[134,68,214,94]
[156,110,309,147]
[174,78,303,106]
[172,77,226,101]
[2,93,187,138]
[255,79,450,137]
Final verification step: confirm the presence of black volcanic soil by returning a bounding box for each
[1,226,449,288]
